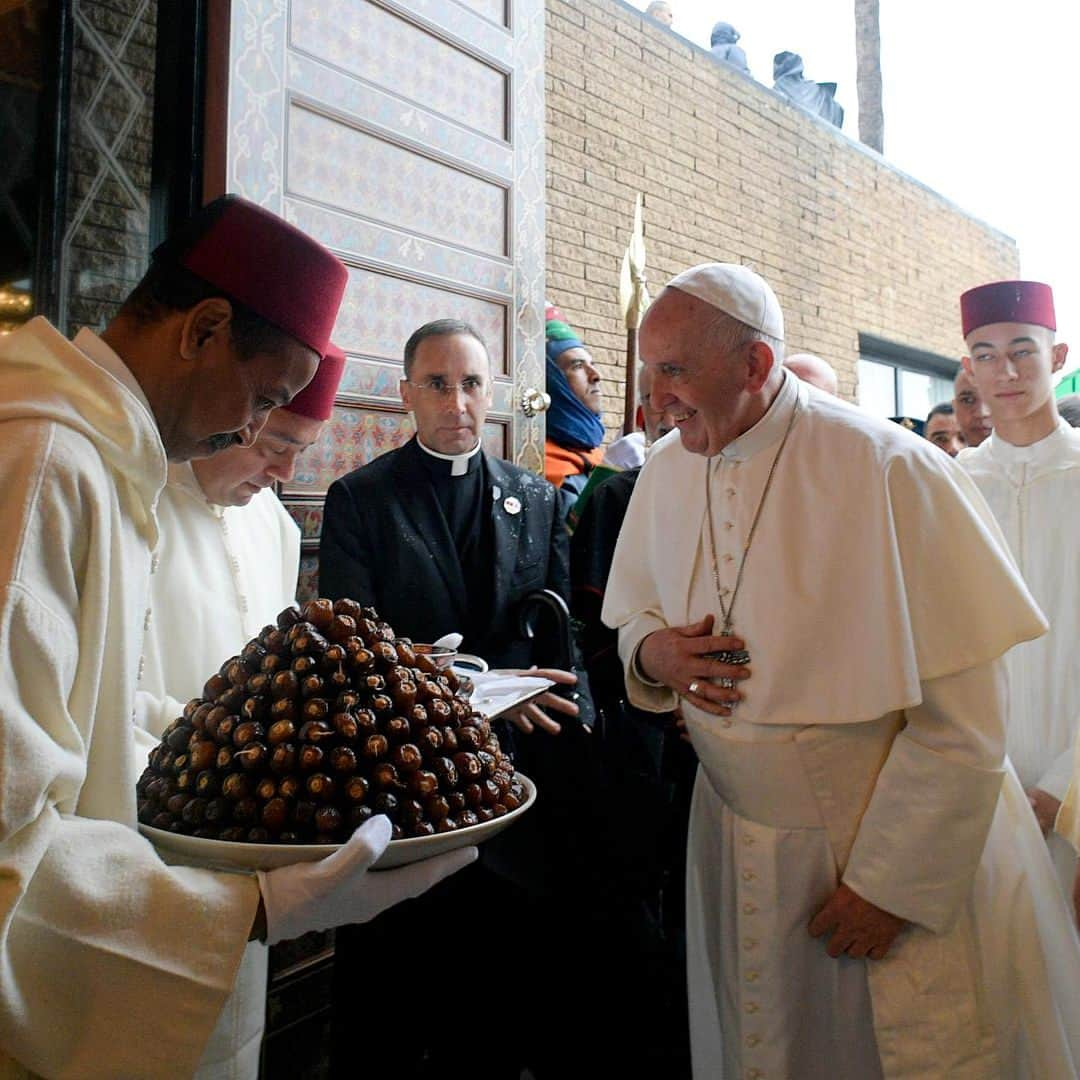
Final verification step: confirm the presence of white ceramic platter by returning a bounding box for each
[138,773,536,872]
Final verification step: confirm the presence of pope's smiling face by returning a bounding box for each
[640,287,776,457]
[962,321,1067,427]
[924,410,965,457]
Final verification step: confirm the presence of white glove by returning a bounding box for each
[256,816,477,945]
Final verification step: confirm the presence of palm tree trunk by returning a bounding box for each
[855,0,884,152]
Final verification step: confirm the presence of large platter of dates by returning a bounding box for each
[136,599,536,870]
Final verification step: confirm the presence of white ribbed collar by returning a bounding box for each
[417,436,482,477]
[986,416,1076,467]
[719,366,805,463]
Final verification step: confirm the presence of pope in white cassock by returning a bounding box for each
[954,279,1080,898]
[134,345,345,1079]
[602,263,1080,1079]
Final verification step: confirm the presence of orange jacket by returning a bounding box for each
[544,439,604,488]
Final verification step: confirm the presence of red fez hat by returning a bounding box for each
[960,280,1056,338]
[285,343,345,421]
[177,196,348,358]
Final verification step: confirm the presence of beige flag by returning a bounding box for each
[619,194,649,433]
[618,193,650,330]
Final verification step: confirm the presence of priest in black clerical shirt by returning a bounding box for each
[322,319,605,1079]
[319,320,576,723]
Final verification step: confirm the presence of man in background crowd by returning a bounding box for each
[953,366,993,447]
[570,363,693,1074]
[1057,392,1080,427]
[784,351,838,395]
[710,21,750,75]
[543,302,607,514]
[924,401,965,457]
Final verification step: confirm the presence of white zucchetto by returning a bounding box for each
[666,263,785,341]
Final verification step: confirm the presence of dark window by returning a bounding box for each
[857,334,958,420]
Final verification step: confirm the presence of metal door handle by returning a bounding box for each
[520,387,551,417]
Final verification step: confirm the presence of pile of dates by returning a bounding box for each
[137,598,527,843]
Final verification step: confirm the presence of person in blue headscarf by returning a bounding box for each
[544,302,606,506]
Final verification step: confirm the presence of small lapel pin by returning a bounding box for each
[492,485,502,501]
[503,495,522,515]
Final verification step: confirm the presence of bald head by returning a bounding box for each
[784,353,838,396]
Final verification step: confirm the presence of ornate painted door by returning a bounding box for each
[224,0,546,598]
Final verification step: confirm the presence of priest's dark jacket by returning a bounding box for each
[319,435,568,669]
[320,436,604,1077]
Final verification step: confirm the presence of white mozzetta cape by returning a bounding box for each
[604,372,1080,1078]
[606,373,1047,725]
[958,422,1080,886]
[135,467,300,1079]
[0,319,259,1079]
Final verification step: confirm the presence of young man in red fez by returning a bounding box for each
[957,279,1080,898]
[133,343,345,1079]
[0,200,472,1079]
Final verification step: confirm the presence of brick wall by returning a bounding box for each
[545,0,1018,428]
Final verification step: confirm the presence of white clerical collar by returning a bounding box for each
[417,436,482,477]
[720,365,805,463]
[986,416,1075,467]
[73,327,156,420]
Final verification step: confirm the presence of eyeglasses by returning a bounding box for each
[407,376,488,398]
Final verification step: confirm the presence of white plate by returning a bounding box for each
[467,671,554,721]
[138,774,536,872]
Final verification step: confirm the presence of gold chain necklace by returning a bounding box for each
[703,397,800,667]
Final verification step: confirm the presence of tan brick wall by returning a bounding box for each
[545,0,1018,431]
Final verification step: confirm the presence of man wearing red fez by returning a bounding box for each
[132,344,344,1077]
[957,279,1080,902]
[0,199,472,1079]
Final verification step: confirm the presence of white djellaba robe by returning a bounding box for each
[0,318,259,1079]
[957,419,1080,893]
[604,369,1080,1079]
[134,465,301,1079]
